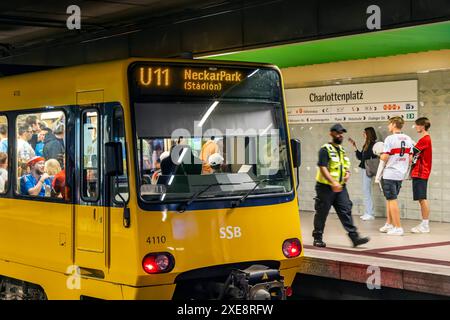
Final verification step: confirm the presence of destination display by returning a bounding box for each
[285,80,418,124]
[129,63,275,99]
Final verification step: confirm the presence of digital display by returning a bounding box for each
[138,66,244,91]
[129,63,282,101]
[130,63,267,97]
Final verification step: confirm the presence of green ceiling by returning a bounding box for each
[205,21,450,68]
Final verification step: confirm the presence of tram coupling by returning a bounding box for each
[219,265,286,300]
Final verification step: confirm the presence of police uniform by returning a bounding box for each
[312,125,370,248]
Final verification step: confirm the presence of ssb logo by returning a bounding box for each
[220,226,242,239]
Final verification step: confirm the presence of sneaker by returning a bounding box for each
[313,239,326,248]
[411,224,430,233]
[387,227,404,236]
[360,215,375,221]
[379,223,394,233]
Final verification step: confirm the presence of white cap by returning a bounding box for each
[372,142,384,156]
[160,151,170,162]
[208,153,224,166]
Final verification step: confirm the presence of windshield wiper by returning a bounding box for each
[231,177,286,208]
[177,177,286,212]
[177,182,239,213]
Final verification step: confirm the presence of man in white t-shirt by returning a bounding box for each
[375,116,413,236]
[17,124,35,161]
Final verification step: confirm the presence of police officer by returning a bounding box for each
[313,124,370,248]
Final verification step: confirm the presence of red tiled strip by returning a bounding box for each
[364,241,450,254]
[304,244,450,267]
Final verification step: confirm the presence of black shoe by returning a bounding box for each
[351,236,370,247]
[313,239,326,248]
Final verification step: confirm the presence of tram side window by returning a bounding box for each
[112,107,129,203]
[0,116,8,194]
[16,111,66,199]
[81,110,99,201]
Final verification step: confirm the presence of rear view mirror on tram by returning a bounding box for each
[290,139,302,168]
[105,142,124,176]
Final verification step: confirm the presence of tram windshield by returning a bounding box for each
[129,64,292,203]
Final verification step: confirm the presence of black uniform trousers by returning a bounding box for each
[313,182,358,239]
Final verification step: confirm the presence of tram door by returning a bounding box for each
[75,103,106,272]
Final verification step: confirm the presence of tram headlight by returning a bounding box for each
[142,252,175,274]
[282,238,302,258]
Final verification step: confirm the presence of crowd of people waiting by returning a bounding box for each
[0,114,67,199]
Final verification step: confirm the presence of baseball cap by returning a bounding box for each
[330,123,347,133]
[208,153,224,167]
[159,151,170,162]
[27,156,45,167]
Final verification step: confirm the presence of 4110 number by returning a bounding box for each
[146,236,167,245]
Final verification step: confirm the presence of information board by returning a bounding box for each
[285,80,418,124]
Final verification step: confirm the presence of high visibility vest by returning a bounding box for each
[316,143,351,185]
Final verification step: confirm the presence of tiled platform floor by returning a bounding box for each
[298,211,450,296]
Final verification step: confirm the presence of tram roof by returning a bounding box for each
[0,57,276,109]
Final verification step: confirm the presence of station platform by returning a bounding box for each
[298,211,450,297]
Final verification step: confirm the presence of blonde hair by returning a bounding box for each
[45,159,61,176]
[389,116,404,129]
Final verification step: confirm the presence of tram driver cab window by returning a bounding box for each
[135,99,292,203]
[15,111,67,199]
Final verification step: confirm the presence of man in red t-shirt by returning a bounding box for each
[411,117,432,233]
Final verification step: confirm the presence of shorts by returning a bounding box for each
[412,178,428,201]
[382,179,402,200]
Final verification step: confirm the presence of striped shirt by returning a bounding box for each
[382,133,414,181]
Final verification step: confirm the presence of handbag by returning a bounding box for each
[365,156,380,178]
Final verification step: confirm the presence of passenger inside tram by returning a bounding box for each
[0,152,7,193]
[13,111,68,200]
[138,123,289,198]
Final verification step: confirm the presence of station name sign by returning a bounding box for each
[285,80,418,124]
[309,90,364,103]
[131,63,249,97]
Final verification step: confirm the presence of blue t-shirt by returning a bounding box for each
[0,139,7,153]
[20,174,52,196]
[35,142,44,157]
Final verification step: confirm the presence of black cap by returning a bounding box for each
[330,123,347,133]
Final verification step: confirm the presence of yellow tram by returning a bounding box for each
[0,58,303,299]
